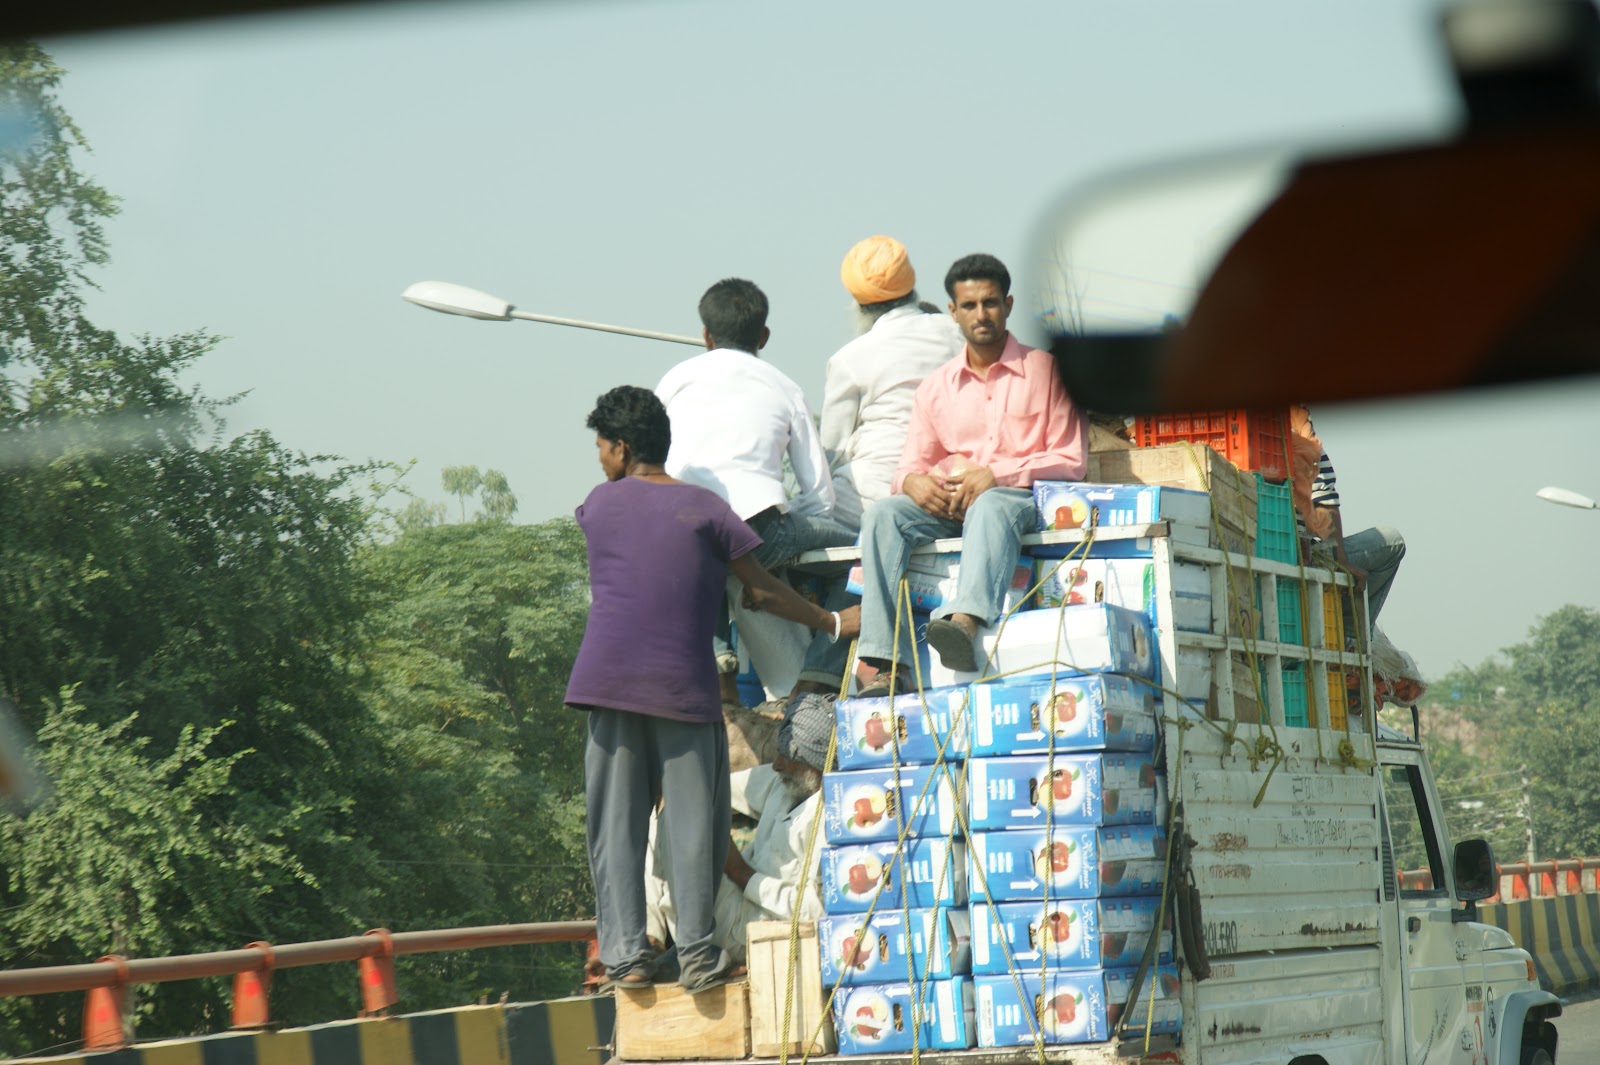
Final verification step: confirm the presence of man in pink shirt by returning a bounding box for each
[855,254,1088,690]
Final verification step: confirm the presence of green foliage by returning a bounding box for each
[356,518,592,1002]
[0,698,307,1052]
[1417,606,1600,863]
[0,43,597,1052]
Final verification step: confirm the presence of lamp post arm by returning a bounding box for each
[505,310,703,347]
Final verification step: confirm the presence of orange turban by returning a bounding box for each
[840,235,916,305]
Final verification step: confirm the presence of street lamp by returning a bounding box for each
[401,280,704,347]
[1536,485,1599,510]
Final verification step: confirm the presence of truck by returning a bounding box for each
[753,476,1563,1065]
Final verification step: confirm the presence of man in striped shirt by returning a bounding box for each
[1290,405,1406,624]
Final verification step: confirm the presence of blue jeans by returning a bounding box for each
[713,507,857,666]
[856,488,1034,666]
[1342,524,1405,623]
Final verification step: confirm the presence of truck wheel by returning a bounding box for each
[1521,1045,1553,1065]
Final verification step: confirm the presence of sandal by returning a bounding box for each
[600,970,655,992]
[683,963,747,995]
[925,617,979,673]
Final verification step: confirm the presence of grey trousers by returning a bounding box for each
[585,708,732,985]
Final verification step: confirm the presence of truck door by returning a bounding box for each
[1380,760,1475,1064]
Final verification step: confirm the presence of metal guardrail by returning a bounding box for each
[1398,857,1600,899]
[0,920,597,1052]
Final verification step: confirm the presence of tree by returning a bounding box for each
[355,517,592,1003]
[0,43,393,1051]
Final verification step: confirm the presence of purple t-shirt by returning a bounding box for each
[565,477,762,722]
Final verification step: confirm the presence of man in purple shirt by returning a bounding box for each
[854,254,1088,693]
[566,385,857,993]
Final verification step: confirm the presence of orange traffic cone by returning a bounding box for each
[83,956,129,1050]
[359,928,398,1015]
[231,942,275,1029]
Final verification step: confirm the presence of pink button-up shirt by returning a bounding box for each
[891,332,1087,493]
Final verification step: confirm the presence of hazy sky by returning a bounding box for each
[40,0,1600,681]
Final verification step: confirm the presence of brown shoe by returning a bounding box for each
[925,616,980,673]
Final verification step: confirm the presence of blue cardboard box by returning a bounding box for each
[925,604,1156,689]
[821,837,967,914]
[966,753,1159,830]
[822,763,963,845]
[968,674,1157,756]
[967,825,1167,902]
[968,898,1172,973]
[818,906,972,987]
[1031,482,1214,559]
[974,970,1108,1046]
[974,966,1181,1047]
[834,685,970,770]
[1032,556,1213,632]
[833,977,977,1054]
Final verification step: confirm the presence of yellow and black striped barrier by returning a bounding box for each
[12,996,615,1065]
[1483,896,1600,994]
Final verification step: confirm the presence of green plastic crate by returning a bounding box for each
[1254,473,1297,564]
[1253,576,1305,644]
[1281,663,1309,727]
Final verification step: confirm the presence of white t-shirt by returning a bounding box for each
[818,306,963,529]
[656,348,834,521]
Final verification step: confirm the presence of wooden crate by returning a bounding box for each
[1092,443,1259,539]
[615,980,750,1061]
[746,921,835,1058]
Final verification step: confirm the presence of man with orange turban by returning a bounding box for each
[777,238,963,697]
[823,236,963,529]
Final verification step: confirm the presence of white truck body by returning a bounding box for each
[788,520,1561,1065]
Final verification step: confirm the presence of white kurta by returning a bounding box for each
[648,764,825,962]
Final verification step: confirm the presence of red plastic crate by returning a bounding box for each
[1133,409,1290,482]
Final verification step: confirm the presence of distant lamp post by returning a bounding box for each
[401,280,703,347]
[1536,485,1598,510]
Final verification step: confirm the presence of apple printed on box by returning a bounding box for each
[969,899,1173,973]
[833,685,971,770]
[1032,556,1214,633]
[966,753,1159,829]
[822,763,962,845]
[974,971,1108,1047]
[967,825,1167,902]
[820,838,967,914]
[817,906,972,987]
[924,604,1156,689]
[968,673,1158,756]
[832,978,977,1054]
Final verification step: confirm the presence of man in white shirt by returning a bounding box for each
[656,279,855,693]
[820,236,964,530]
[646,693,830,964]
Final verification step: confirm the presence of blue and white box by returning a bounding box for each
[1032,482,1214,559]
[823,763,963,845]
[966,754,1159,830]
[925,604,1156,689]
[1033,556,1213,632]
[969,898,1172,973]
[974,970,1108,1046]
[833,977,977,1054]
[968,674,1158,756]
[818,906,972,987]
[974,966,1181,1046]
[834,686,970,770]
[967,825,1167,902]
[821,837,967,914]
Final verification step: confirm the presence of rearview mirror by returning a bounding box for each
[1453,838,1499,902]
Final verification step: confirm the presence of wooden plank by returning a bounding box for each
[615,982,751,1061]
[745,922,834,1058]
